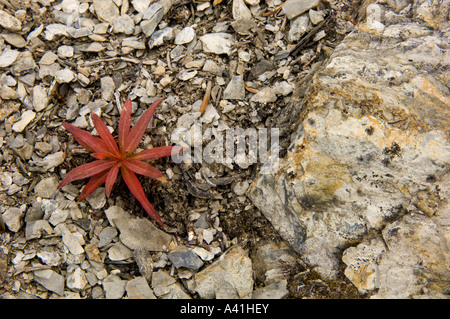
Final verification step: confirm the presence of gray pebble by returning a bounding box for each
[98,226,118,248]
[174,26,196,45]
[1,207,24,232]
[168,248,204,271]
[102,274,127,299]
[34,269,65,296]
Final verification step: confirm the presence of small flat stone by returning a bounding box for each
[250,87,277,103]
[77,73,90,86]
[32,85,49,112]
[148,27,174,49]
[62,230,85,256]
[168,247,204,271]
[36,247,61,267]
[34,177,59,198]
[250,60,275,78]
[193,211,210,229]
[126,276,156,299]
[0,86,20,100]
[86,187,106,209]
[105,206,132,227]
[12,110,35,133]
[122,37,146,49]
[199,33,234,55]
[192,246,221,262]
[39,51,58,65]
[55,68,75,83]
[175,111,201,129]
[1,33,27,48]
[0,49,20,68]
[202,60,223,75]
[177,70,197,81]
[24,201,43,223]
[93,23,109,34]
[252,279,289,299]
[223,75,245,100]
[2,207,24,232]
[202,229,215,244]
[12,172,29,187]
[201,103,220,125]
[238,50,251,62]
[288,14,309,42]
[197,1,210,11]
[67,27,92,38]
[231,0,256,35]
[34,269,65,296]
[39,152,65,172]
[0,172,12,190]
[102,274,127,299]
[199,32,234,55]
[174,26,196,45]
[151,270,176,297]
[309,9,325,25]
[113,15,135,35]
[184,60,204,69]
[154,65,166,76]
[80,42,105,52]
[10,51,36,76]
[44,23,69,41]
[100,76,115,101]
[0,9,22,31]
[273,81,293,96]
[98,226,118,248]
[108,242,133,261]
[35,141,53,156]
[132,0,152,13]
[141,3,164,37]
[66,266,88,291]
[133,248,153,282]
[38,63,61,80]
[25,220,53,240]
[57,45,74,58]
[85,243,103,263]
[93,0,119,23]
[114,217,174,251]
[282,0,320,19]
[48,209,69,226]
[233,181,250,196]
[313,30,326,41]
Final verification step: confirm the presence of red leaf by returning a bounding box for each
[105,162,120,197]
[130,146,183,161]
[90,112,120,157]
[123,158,167,183]
[58,159,117,189]
[62,122,114,157]
[120,165,163,226]
[123,98,164,155]
[78,170,108,201]
[92,152,116,160]
[119,98,132,152]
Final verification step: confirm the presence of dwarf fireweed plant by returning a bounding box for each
[58,98,181,227]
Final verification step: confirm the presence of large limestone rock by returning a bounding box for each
[248,0,450,294]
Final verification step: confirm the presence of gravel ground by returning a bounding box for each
[0,0,363,299]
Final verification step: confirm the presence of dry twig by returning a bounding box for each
[200,80,212,115]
